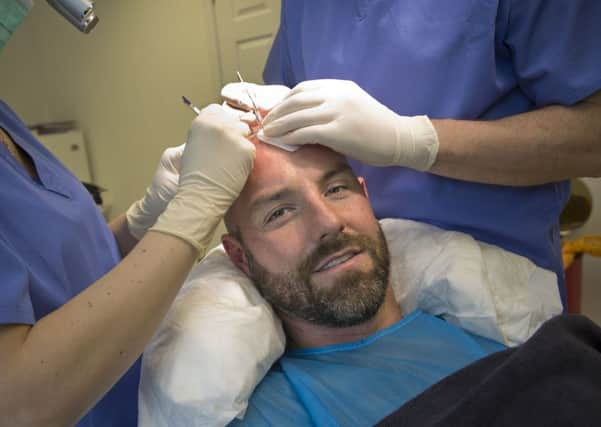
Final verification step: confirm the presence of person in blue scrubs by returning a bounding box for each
[260,0,601,306]
[221,142,505,426]
[0,4,257,425]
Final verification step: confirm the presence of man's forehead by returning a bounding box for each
[236,144,351,208]
[249,143,348,185]
[224,144,358,233]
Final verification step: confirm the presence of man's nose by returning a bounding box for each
[307,195,345,241]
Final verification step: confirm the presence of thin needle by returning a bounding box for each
[236,70,245,83]
[181,95,201,115]
[236,70,264,127]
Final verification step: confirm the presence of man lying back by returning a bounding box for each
[221,138,505,425]
[140,98,600,426]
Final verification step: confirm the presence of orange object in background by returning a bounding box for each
[562,236,601,270]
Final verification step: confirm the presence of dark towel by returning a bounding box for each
[375,315,601,427]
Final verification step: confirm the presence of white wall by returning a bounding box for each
[1,0,222,220]
[0,9,50,124]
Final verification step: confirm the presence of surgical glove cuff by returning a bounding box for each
[149,172,238,257]
[126,192,156,240]
[393,115,439,171]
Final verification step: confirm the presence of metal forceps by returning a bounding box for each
[236,71,264,128]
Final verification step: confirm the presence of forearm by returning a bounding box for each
[430,91,601,186]
[109,212,139,257]
[1,231,197,426]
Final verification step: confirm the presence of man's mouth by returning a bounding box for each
[314,249,361,273]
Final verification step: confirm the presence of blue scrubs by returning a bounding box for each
[0,101,140,426]
[232,311,505,426]
[264,0,601,305]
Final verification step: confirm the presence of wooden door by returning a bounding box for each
[213,0,281,85]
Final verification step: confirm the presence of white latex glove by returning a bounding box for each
[126,144,184,240]
[150,104,255,255]
[261,79,440,171]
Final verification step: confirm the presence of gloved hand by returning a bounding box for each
[150,104,255,255]
[126,144,184,240]
[261,79,440,171]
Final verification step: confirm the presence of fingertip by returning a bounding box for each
[240,111,257,123]
[203,103,223,114]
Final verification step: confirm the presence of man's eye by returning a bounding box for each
[266,207,291,224]
[326,185,348,196]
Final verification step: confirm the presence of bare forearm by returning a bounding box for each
[431,91,601,186]
[1,232,196,426]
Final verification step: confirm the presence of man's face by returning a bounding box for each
[224,144,390,327]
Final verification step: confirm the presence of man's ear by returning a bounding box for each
[357,176,369,199]
[222,234,251,276]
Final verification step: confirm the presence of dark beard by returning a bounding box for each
[243,224,390,328]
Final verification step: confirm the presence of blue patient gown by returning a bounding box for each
[264,0,601,305]
[0,101,140,426]
[232,311,505,426]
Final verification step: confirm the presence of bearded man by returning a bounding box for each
[221,142,505,426]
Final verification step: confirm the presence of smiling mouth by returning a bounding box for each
[314,249,361,273]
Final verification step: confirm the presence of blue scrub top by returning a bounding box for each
[264,0,601,305]
[0,101,140,426]
[233,311,505,426]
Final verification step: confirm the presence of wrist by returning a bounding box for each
[150,173,238,257]
[393,115,439,171]
[125,198,151,240]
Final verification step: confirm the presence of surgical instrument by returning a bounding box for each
[236,71,264,128]
[182,95,202,116]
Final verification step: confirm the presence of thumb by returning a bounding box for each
[165,143,185,172]
[275,124,344,153]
